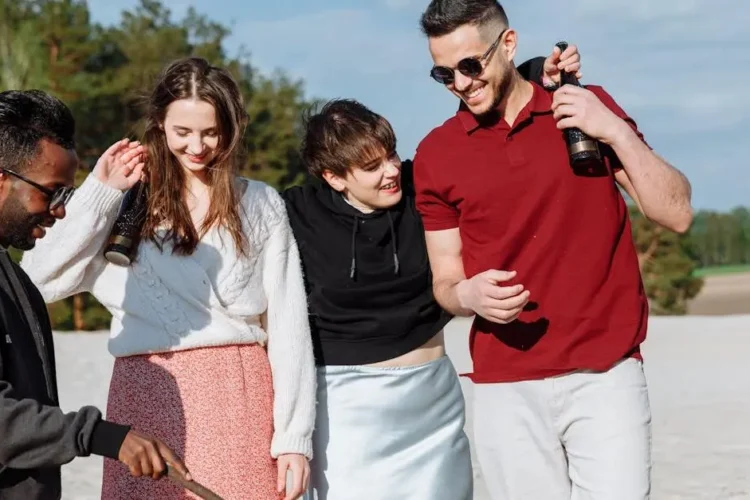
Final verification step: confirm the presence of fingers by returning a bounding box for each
[484,283,525,301]
[560,61,581,75]
[277,458,288,496]
[130,162,146,184]
[104,138,129,159]
[127,457,143,478]
[496,290,531,310]
[554,84,586,99]
[556,117,577,130]
[558,44,579,67]
[479,290,530,316]
[158,442,192,481]
[483,306,525,324]
[544,45,562,73]
[286,460,304,500]
[120,144,144,169]
[481,269,517,284]
[552,104,578,121]
[139,450,153,479]
[302,462,311,493]
[146,443,166,480]
[551,89,583,112]
[481,292,530,324]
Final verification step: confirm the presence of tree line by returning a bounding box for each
[1,0,746,323]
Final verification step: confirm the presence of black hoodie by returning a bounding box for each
[282,161,452,365]
[281,56,550,365]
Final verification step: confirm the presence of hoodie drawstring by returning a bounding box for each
[348,212,400,280]
[387,211,400,276]
[349,215,359,279]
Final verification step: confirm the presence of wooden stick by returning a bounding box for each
[166,464,225,500]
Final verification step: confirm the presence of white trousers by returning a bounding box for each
[473,358,652,500]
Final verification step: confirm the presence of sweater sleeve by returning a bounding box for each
[260,189,316,460]
[0,341,130,467]
[20,174,123,302]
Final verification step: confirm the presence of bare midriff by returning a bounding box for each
[365,330,446,368]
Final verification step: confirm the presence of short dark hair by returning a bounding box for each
[0,90,76,174]
[420,0,509,40]
[301,99,396,179]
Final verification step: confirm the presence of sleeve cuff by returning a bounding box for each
[89,419,131,460]
[72,174,125,216]
[271,432,313,460]
[422,219,460,231]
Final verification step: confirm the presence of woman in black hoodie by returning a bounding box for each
[283,51,581,500]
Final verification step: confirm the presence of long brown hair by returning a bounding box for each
[141,57,248,255]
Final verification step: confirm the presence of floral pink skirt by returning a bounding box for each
[101,344,280,499]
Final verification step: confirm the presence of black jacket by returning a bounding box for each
[0,250,129,500]
[282,162,453,366]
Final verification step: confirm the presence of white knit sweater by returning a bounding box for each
[21,174,316,459]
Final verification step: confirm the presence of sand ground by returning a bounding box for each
[56,312,750,499]
[688,272,750,316]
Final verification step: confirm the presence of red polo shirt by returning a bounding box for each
[414,82,649,383]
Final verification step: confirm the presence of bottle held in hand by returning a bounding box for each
[555,41,602,165]
[104,180,148,266]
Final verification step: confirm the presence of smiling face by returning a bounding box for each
[0,140,78,250]
[162,98,220,174]
[429,24,517,116]
[323,150,403,212]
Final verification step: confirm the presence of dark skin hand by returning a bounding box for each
[118,429,192,481]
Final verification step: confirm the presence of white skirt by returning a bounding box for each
[305,355,473,500]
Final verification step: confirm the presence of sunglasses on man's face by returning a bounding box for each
[1,168,76,211]
[429,28,508,85]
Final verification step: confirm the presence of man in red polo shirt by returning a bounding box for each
[413,1,693,499]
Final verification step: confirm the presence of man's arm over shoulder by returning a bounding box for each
[596,86,693,233]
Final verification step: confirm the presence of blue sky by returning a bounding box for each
[87,0,748,211]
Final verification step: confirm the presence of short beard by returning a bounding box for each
[0,194,41,251]
[476,64,515,119]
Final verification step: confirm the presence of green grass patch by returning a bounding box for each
[693,264,750,277]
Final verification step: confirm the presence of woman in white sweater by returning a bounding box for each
[21,57,316,500]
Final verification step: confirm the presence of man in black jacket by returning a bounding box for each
[0,90,190,499]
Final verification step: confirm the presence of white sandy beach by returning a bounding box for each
[55,313,750,499]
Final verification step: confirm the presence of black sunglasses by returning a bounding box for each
[1,168,75,211]
[430,28,508,85]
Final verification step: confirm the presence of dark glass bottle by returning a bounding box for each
[555,41,602,165]
[103,181,148,266]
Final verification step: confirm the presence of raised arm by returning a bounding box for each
[552,85,693,233]
[20,139,145,301]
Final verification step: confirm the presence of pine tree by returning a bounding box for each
[629,206,704,315]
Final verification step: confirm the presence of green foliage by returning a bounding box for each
[0,0,48,91]
[689,207,750,268]
[3,0,315,330]
[7,0,741,325]
[629,206,704,315]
